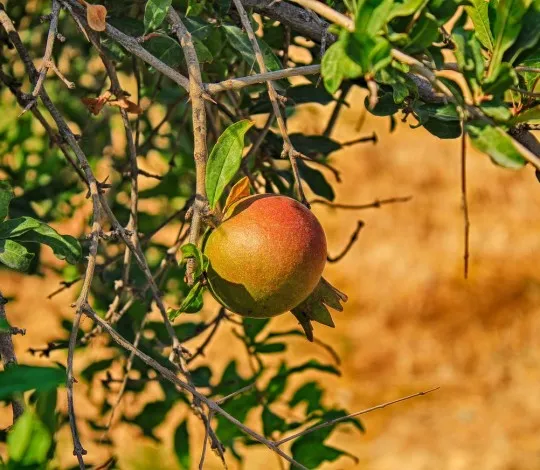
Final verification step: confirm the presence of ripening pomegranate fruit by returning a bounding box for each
[204,194,327,318]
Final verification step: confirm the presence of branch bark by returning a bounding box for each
[0,292,25,423]
[167,9,209,286]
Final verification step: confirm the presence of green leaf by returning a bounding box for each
[510,105,540,125]
[7,411,52,465]
[0,180,13,222]
[223,24,281,72]
[144,0,172,32]
[466,121,527,169]
[503,0,540,64]
[0,239,34,271]
[13,222,81,264]
[144,34,213,69]
[483,63,518,95]
[488,0,531,78]
[181,243,204,278]
[262,407,287,437]
[422,118,462,139]
[298,161,335,201]
[366,92,400,116]
[170,281,204,320]
[243,317,270,342]
[321,39,363,93]
[389,0,429,20]
[517,51,540,89]
[355,0,394,35]
[33,389,58,435]
[174,420,190,470]
[0,216,41,239]
[0,365,65,400]
[254,342,286,354]
[465,0,494,50]
[405,11,440,54]
[81,358,114,382]
[290,382,323,414]
[206,120,253,209]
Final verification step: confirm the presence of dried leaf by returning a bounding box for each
[87,4,107,32]
[224,176,251,211]
[291,277,347,341]
[81,91,111,116]
[108,98,143,115]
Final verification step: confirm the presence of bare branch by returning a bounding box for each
[275,387,440,446]
[311,195,412,210]
[461,131,470,279]
[206,65,321,94]
[167,8,209,286]
[327,220,364,263]
[0,293,25,423]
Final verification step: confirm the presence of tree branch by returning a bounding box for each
[232,0,309,206]
[0,292,25,423]
[167,8,209,286]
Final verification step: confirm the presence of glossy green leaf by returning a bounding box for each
[0,180,13,222]
[466,0,494,50]
[298,161,335,201]
[0,216,41,239]
[405,11,440,53]
[483,63,518,94]
[466,121,527,169]
[13,222,81,265]
[366,92,400,116]
[389,0,428,20]
[321,39,363,93]
[355,0,394,35]
[206,120,253,209]
[0,365,65,400]
[488,0,531,78]
[170,281,204,319]
[504,0,540,63]
[174,420,190,470]
[223,24,281,72]
[144,0,172,32]
[422,118,462,139]
[0,239,34,271]
[7,411,52,465]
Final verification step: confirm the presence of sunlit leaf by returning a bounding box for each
[206,120,253,209]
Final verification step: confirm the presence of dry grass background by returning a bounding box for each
[2,84,540,469]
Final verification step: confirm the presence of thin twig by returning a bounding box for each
[461,131,470,279]
[232,0,309,206]
[275,387,440,446]
[311,196,412,210]
[327,220,364,263]
[167,9,209,286]
[323,82,352,138]
[24,0,62,113]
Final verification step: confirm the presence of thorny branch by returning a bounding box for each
[232,0,309,206]
[0,292,25,423]
[167,9,209,286]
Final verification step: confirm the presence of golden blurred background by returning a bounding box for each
[2,81,540,470]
